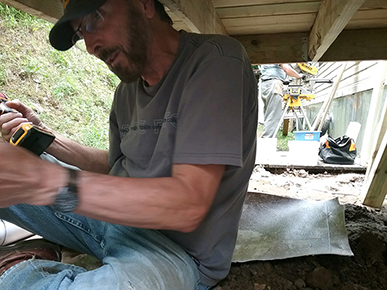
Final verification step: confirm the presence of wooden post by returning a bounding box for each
[282,119,289,136]
[362,130,387,208]
[360,61,387,167]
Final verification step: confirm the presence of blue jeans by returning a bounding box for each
[0,205,211,289]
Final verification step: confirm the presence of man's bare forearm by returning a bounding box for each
[46,133,110,174]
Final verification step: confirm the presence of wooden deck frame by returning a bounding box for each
[2,0,387,63]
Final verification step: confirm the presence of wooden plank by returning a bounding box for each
[1,0,63,23]
[235,28,387,64]
[282,119,290,136]
[360,62,387,167]
[226,22,312,36]
[359,0,387,10]
[222,13,315,28]
[362,130,387,208]
[212,0,315,8]
[320,28,387,62]
[172,21,191,32]
[165,9,191,31]
[347,19,387,30]
[351,8,387,22]
[233,32,309,64]
[159,0,227,35]
[346,9,387,29]
[222,13,315,35]
[216,1,320,18]
[308,0,365,61]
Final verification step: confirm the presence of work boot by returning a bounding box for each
[0,239,62,275]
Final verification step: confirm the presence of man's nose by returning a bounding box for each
[83,32,101,57]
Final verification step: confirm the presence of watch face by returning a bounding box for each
[52,186,78,213]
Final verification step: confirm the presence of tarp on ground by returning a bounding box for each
[233,193,353,262]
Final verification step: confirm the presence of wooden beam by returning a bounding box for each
[159,0,227,35]
[362,130,387,208]
[233,32,309,64]
[212,0,314,8]
[235,28,387,64]
[223,14,315,34]
[226,22,312,36]
[216,1,321,18]
[360,61,387,167]
[1,0,63,23]
[309,0,365,61]
[319,28,387,62]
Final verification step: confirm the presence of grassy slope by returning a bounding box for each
[0,4,120,150]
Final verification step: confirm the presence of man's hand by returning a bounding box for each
[0,142,64,208]
[0,100,45,142]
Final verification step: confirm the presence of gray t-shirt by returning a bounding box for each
[260,64,287,82]
[108,31,258,286]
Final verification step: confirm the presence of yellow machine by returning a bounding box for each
[274,83,315,135]
[297,63,318,75]
[272,63,332,136]
[283,84,315,106]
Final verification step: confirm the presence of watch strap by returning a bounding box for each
[51,168,79,213]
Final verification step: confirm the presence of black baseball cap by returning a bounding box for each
[49,0,107,51]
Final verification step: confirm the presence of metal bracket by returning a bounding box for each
[302,37,309,62]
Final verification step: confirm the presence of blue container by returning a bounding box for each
[294,131,321,141]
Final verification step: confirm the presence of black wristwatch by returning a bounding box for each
[52,168,79,213]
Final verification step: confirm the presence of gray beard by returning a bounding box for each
[99,3,149,83]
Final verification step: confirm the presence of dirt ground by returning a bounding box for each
[216,167,387,290]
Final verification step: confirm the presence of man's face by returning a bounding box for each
[73,0,150,83]
[98,0,149,83]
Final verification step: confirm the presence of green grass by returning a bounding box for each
[276,130,295,151]
[0,4,39,27]
[257,124,295,151]
[0,4,119,150]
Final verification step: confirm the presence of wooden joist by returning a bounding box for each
[308,0,366,61]
[233,32,308,64]
[233,28,387,64]
[212,0,314,8]
[159,0,227,35]
[319,28,387,62]
[216,1,321,18]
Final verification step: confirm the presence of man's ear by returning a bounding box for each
[139,0,155,19]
